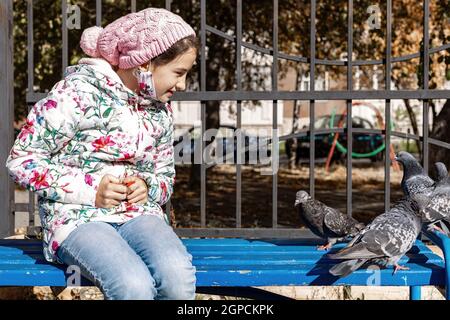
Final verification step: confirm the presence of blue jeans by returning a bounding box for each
[56,214,196,300]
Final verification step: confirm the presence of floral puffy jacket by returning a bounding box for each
[6,58,175,263]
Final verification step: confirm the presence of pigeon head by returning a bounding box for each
[295,190,310,207]
[355,222,365,231]
[348,222,366,236]
[395,151,417,165]
[434,162,448,183]
[395,151,424,176]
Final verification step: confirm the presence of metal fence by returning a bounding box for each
[1,0,450,239]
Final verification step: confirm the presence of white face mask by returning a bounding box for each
[132,64,158,101]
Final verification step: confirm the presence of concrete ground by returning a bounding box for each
[0,283,445,300]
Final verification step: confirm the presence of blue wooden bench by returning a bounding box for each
[0,230,449,300]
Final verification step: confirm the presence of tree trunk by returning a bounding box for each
[392,78,422,157]
[429,99,450,178]
[287,69,301,169]
[402,98,422,157]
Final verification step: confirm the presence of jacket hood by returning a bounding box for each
[63,57,168,111]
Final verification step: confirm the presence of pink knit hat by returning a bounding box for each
[80,8,196,69]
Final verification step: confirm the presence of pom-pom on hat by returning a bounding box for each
[79,8,196,69]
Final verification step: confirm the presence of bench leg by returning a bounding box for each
[410,286,421,300]
[446,276,450,300]
[446,253,450,300]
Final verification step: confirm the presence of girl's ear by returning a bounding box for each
[148,62,155,72]
[141,61,153,72]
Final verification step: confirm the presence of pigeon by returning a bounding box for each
[412,162,450,234]
[395,151,435,197]
[294,190,365,250]
[434,162,448,183]
[327,198,421,277]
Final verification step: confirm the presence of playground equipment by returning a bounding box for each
[325,101,400,172]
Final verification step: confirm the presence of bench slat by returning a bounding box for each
[184,242,433,253]
[0,262,444,287]
[0,253,443,266]
[0,239,434,251]
[194,268,445,287]
[0,245,442,265]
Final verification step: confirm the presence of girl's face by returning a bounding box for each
[148,48,197,103]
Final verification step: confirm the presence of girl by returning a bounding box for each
[6,8,198,300]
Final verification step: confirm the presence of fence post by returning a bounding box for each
[0,0,15,238]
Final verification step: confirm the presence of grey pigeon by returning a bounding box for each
[327,198,421,277]
[412,162,450,234]
[395,151,435,197]
[294,190,365,250]
[434,162,448,183]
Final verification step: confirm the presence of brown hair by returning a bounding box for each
[151,35,199,67]
[112,35,199,71]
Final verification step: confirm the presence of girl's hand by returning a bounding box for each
[95,174,128,208]
[123,176,149,204]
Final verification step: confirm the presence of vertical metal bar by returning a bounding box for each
[200,0,206,228]
[28,193,35,227]
[27,0,34,95]
[62,0,68,75]
[309,0,316,199]
[445,243,450,300]
[236,0,242,228]
[384,0,392,211]
[26,0,35,226]
[346,0,353,216]
[163,0,173,225]
[165,199,172,225]
[422,0,430,173]
[131,0,136,13]
[0,0,15,238]
[96,0,102,27]
[272,0,279,228]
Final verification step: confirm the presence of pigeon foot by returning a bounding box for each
[393,264,409,274]
[430,224,446,234]
[317,243,332,251]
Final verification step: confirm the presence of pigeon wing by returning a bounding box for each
[422,193,450,223]
[328,241,383,260]
[323,206,351,237]
[367,212,419,258]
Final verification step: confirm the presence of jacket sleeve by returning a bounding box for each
[5,79,102,206]
[134,109,175,206]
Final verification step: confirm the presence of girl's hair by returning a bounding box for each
[151,35,199,67]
